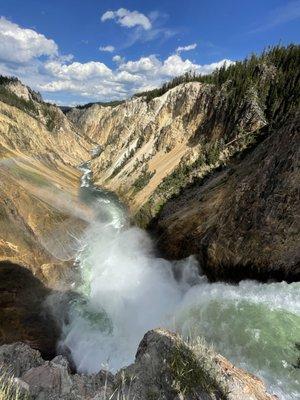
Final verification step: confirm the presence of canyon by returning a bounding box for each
[0,45,299,399]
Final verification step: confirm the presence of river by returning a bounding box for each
[60,163,300,399]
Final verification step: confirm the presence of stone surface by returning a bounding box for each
[0,342,44,376]
[0,82,93,285]
[0,330,277,400]
[0,262,60,359]
[68,82,266,218]
[152,116,300,281]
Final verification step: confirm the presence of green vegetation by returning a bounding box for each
[170,338,229,398]
[0,76,18,86]
[0,370,30,400]
[61,100,125,114]
[134,44,299,128]
[134,45,300,226]
[110,149,135,179]
[41,105,58,132]
[132,169,155,194]
[0,79,38,116]
[74,100,125,111]
[0,75,62,132]
[135,44,299,139]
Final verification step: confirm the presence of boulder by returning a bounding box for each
[0,329,277,400]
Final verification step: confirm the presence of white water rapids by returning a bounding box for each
[60,164,300,399]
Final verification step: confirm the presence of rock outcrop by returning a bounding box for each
[0,79,93,362]
[68,81,266,222]
[0,79,93,285]
[0,262,60,359]
[151,116,300,281]
[0,329,277,400]
[66,45,299,281]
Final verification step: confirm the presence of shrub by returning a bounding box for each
[132,170,155,194]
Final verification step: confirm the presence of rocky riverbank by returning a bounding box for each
[0,329,276,400]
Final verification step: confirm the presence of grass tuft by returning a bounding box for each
[0,369,30,400]
[170,336,229,399]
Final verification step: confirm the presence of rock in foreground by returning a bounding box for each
[0,329,276,400]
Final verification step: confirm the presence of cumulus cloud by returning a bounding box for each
[118,54,233,79]
[119,55,161,74]
[44,60,112,81]
[176,43,197,53]
[38,55,233,101]
[101,8,152,30]
[99,45,115,53]
[0,16,234,104]
[0,17,58,63]
[161,54,198,76]
[112,55,124,63]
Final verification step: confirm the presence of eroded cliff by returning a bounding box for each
[0,78,92,285]
[68,80,266,223]
[151,116,300,281]
[66,45,299,281]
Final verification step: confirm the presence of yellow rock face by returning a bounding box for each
[0,99,92,287]
[68,82,266,222]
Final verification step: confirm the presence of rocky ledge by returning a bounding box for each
[0,329,276,400]
[151,115,300,282]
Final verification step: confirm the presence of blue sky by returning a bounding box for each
[0,0,299,105]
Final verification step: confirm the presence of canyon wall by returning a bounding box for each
[0,79,92,285]
[151,116,300,281]
[68,80,266,223]
[67,46,300,280]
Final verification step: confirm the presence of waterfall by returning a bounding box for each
[59,164,300,400]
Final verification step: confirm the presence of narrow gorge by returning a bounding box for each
[0,45,299,400]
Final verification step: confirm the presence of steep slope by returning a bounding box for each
[68,80,266,219]
[68,46,299,228]
[0,78,92,286]
[66,45,300,281]
[151,115,300,281]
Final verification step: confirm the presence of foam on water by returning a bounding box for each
[60,168,300,399]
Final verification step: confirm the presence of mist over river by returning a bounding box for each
[60,164,300,400]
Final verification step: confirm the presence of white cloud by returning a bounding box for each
[101,8,152,30]
[161,54,198,76]
[176,43,197,53]
[112,55,124,63]
[114,71,142,83]
[197,59,234,75]
[0,17,58,63]
[44,60,112,80]
[0,16,234,104]
[39,55,234,101]
[99,45,115,53]
[119,55,161,74]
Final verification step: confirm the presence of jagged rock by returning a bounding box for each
[0,342,43,376]
[4,79,38,102]
[0,330,277,400]
[0,84,92,283]
[115,329,277,400]
[67,82,266,215]
[0,262,60,359]
[152,116,300,281]
[22,361,73,399]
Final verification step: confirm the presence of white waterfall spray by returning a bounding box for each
[60,165,300,400]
